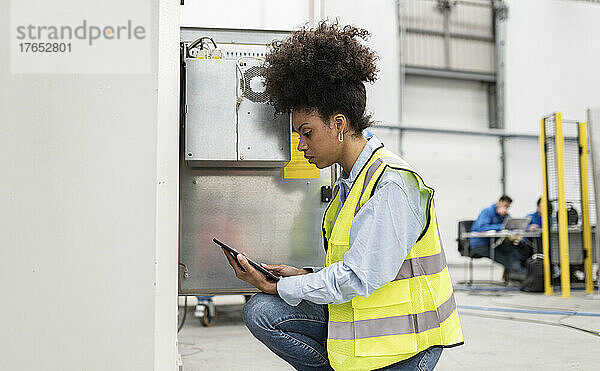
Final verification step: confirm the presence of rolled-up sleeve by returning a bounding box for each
[277,171,428,306]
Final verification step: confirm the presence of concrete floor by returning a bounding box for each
[178,264,600,370]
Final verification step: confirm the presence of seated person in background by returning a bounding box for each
[470,195,526,280]
[527,197,553,230]
[521,197,554,264]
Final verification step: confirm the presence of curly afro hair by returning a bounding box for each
[264,20,379,135]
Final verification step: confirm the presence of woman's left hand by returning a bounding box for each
[221,248,278,295]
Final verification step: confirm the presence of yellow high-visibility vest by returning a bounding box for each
[323,145,463,371]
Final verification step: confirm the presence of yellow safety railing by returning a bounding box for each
[539,118,553,295]
[540,112,595,298]
[554,113,571,298]
[578,122,594,294]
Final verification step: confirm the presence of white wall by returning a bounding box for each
[400,132,503,262]
[503,0,600,225]
[505,0,600,134]
[321,0,401,126]
[505,138,543,218]
[181,0,309,30]
[0,1,179,370]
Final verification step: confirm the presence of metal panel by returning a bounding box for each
[402,75,489,131]
[238,100,291,162]
[404,66,495,82]
[179,166,329,294]
[400,0,496,74]
[403,0,444,32]
[448,1,493,38]
[493,3,507,129]
[450,38,494,73]
[237,60,291,163]
[185,59,237,161]
[403,33,446,68]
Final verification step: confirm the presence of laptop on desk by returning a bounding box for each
[502,217,530,231]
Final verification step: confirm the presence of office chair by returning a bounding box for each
[457,219,479,285]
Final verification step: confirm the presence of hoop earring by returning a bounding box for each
[338,131,344,143]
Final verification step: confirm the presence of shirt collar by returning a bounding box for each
[335,135,383,187]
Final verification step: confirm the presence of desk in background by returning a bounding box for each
[460,230,541,282]
[461,228,598,285]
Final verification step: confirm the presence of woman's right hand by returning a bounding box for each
[260,263,310,277]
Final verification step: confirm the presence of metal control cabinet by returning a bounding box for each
[184,58,291,167]
[179,28,329,294]
[185,59,238,162]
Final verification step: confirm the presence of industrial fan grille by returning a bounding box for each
[242,65,269,104]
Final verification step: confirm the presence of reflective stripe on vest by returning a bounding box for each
[322,146,463,371]
[328,293,458,340]
[393,250,447,281]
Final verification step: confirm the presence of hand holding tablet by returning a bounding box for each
[213,238,280,282]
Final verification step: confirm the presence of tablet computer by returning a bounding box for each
[213,238,280,282]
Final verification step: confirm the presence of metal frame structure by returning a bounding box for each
[398,0,506,129]
[588,108,600,295]
[578,121,594,293]
[555,113,571,297]
[540,112,595,297]
[539,118,553,295]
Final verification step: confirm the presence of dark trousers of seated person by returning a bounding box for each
[470,239,526,273]
[519,236,542,265]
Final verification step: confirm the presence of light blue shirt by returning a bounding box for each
[277,136,430,306]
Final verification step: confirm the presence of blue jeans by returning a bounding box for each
[243,293,442,371]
